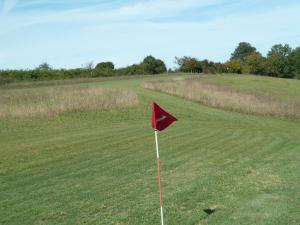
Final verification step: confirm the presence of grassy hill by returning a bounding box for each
[0,74,299,225]
[143,74,300,117]
[197,74,300,101]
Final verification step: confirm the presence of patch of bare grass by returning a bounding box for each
[0,86,138,118]
[142,79,300,117]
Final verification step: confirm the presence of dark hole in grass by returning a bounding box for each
[203,208,216,215]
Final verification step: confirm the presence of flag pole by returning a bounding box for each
[154,129,164,225]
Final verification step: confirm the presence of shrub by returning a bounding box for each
[142,55,167,74]
[289,47,300,77]
[246,53,267,75]
[175,56,202,73]
[94,62,115,77]
[266,44,293,78]
[224,60,244,74]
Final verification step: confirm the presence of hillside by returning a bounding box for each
[143,74,300,117]
[0,74,299,225]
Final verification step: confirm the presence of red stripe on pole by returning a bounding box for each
[157,158,163,207]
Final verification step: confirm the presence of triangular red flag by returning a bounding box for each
[152,101,177,131]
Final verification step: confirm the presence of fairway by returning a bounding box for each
[1,75,300,225]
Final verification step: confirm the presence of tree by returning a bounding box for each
[36,62,52,71]
[231,42,257,62]
[224,60,244,74]
[142,55,167,74]
[174,56,202,73]
[35,63,53,79]
[126,64,145,75]
[214,62,225,73]
[289,47,300,78]
[94,61,115,76]
[200,59,217,74]
[83,61,94,70]
[266,44,293,78]
[246,52,267,75]
[83,61,94,77]
[95,62,114,70]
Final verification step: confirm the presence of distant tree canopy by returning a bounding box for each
[1,42,300,85]
[289,47,300,78]
[95,62,114,70]
[175,56,202,73]
[113,55,166,76]
[175,57,223,74]
[246,52,267,75]
[200,60,221,74]
[224,60,243,74]
[223,42,299,79]
[266,44,293,78]
[94,62,115,76]
[0,68,92,84]
[231,42,258,62]
[142,55,167,74]
[37,62,52,71]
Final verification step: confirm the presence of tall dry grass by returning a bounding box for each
[142,79,300,118]
[0,86,138,118]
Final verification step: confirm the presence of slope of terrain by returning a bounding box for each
[0,74,299,225]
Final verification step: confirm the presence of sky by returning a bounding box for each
[0,0,300,69]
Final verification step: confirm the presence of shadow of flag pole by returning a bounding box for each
[152,101,177,225]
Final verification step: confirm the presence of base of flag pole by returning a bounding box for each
[160,206,164,225]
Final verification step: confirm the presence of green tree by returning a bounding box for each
[142,55,167,74]
[289,47,300,78]
[246,52,267,75]
[36,63,53,79]
[231,42,257,62]
[94,62,115,76]
[266,44,293,78]
[37,62,52,71]
[200,59,217,74]
[224,60,244,74]
[174,56,202,73]
[126,64,145,75]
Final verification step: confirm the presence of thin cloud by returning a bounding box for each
[2,0,17,13]
[0,0,227,34]
[0,0,299,69]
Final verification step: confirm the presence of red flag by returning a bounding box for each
[152,101,177,131]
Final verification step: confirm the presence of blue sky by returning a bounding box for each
[0,0,300,69]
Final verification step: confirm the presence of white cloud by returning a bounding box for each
[0,0,299,69]
[0,0,227,33]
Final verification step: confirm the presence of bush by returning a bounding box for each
[94,62,115,77]
[142,55,167,74]
[289,47,300,77]
[246,53,267,75]
[224,60,244,74]
[200,60,217,74]
[266,44,293,78]
[175,56,202,73]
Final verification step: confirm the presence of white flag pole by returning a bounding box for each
[154,129,164,225]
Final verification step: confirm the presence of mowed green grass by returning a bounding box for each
[0,74,299,225]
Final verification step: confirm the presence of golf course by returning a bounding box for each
[0,74,299,225]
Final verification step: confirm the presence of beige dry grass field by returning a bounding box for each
[142,77,300,117]
[0,86,138,118]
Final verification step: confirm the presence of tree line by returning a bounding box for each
[0,56,167,84]
[175,42,300,79]
[1,42,299,84]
